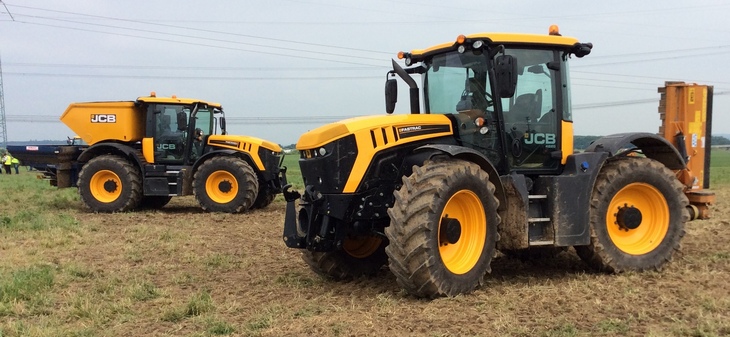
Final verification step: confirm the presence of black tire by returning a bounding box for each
[139,196,173,210]
[302,235,388,280]
[77,155,142,212]
[575,157,688,272]
[250,184,276,210]
[501,247,567,261]
[385,158,500,298]
[193,156,258,213]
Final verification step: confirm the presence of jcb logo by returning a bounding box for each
[157,144,176,150]
[91,114,116,123]
[525,133,556,147]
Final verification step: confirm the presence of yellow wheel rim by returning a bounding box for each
[438,190,486,274]
[606,182,669,255]
[343,236,382,259]
[206,170,238,204]
[89,170,122,203]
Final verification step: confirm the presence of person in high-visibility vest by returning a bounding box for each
[11,156,20,174]
[2,153,11,174]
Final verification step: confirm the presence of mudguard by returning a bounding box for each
[585,132,686,170]
[77,142,144,167]
[414,144,506,207]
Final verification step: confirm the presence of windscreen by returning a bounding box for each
[424,52,493,114]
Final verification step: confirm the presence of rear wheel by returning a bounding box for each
[193,157,258,213]
[385,158,500,298]
[575,158,688,272]
[302,235,388,280]
[77,155,142,212]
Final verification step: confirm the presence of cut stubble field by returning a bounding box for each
[1,153,729,337]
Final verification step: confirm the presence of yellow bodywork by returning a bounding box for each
[136,95,221,107]
[409,33,579,57]
[560,121,574,165]
[297,114,453,193]
[60,95,222,146]
[207,135,282,171]
[60,102,144,145]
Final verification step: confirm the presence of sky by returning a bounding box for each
[1,0,728,146]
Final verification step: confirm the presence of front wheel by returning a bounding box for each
[250,184,276,210]
[302,235,388,280]
[575,157,689,272]
[385,158,500,298]
[193,157,258,213]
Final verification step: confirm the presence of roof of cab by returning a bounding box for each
[409,32,580,57]
[136,95,222,108]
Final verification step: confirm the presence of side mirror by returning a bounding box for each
[385,78,398,114]
[495,55,517,98]
[572,42,593,58]
[176,111,188,131]
[220,117,227,135]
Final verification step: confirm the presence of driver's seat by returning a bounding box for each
[456,78,490,112]
[506,93,535,124]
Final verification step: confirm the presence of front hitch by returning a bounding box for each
[282,184,304,248]
[282,184,300,202]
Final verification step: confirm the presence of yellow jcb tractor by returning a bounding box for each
[282,26,715,298]
[58,93,286,213]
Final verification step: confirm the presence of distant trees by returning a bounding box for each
[712,136,730,145]
[573,135,730,150]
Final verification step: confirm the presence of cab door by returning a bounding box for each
[500,48,563,172]
[149,104,189,165]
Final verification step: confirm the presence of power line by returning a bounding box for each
[4,62,381,71]
[2,71,384,80]
[6,4,391,56]
[12,14,386,63]
[574,49,730,68]
[1,0,14,21]
[14,20,385,68]
[573,70,730,87]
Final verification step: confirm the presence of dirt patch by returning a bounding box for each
[2,186,729,336]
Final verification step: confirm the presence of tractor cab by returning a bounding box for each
[137,93,226,165]
[387,27,592,175]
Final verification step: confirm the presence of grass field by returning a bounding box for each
[0,151,728,336]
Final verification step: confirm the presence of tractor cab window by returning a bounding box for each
[425,52,494,115]
[153,104,190,164]
[424,51,503,166]
[194,108,214,135]
[190,108,214,160]
[499,48,560,170]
